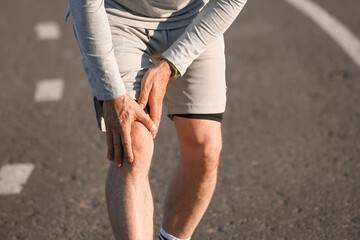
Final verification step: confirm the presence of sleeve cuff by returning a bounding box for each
[161,50,188,77]
[91,80,127,101]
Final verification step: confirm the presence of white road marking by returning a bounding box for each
[0,163,35,195]
[284,0,360,68]
[34,78,64,102]
[34,22,61,40]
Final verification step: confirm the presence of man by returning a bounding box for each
[67,0,247,239]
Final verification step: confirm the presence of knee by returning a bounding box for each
[123,122,154,180]
[131,122,153,159]
[183,136,222,180]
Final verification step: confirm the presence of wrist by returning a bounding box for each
[159,60,172,79]
[160,56,179,79]
[104,93,127,105]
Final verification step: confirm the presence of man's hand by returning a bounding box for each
[103,94,157,167]
[138,60,172,136]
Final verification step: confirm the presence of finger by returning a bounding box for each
[136,108,157,138]
[149,95,162,130]
[113,132,123,167]
[138,73,151,108]
[121,125,134,163]
[106,126,114,160]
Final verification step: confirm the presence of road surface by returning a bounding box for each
[0,0,359,239]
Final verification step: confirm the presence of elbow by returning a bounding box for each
[69,0,103,10]
[229,0,247,7]
[220,0,247,10]
[233,0,248,11]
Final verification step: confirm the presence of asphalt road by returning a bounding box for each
[0,0,359,239]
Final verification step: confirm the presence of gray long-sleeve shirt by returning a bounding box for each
[68,0,247,100]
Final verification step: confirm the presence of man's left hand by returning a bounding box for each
[138,60,172,137]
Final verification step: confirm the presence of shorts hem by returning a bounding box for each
[166,104,226,115]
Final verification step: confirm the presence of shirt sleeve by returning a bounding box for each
[69,0,126,100]
[162,0,248,76]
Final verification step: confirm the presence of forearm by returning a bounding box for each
[162,0,248,76]
[69,0,126,100]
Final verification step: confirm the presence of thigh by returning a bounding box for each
[165,35,227,115]
[109,20,152,100]
[93,21,160,131]
[109,20,175,100]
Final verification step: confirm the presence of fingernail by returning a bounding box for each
[152,124,157,131]
[117,163,122,168]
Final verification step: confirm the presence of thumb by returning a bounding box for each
[136,107,157,138]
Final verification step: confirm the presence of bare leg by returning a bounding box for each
[162,117,223,239]
[106,122,154,240]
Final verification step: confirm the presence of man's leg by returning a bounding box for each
[162,117,222,239]
[106,121,154,240]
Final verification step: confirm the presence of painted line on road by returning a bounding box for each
[0,163,35,195]
[284,0,360,68]
[34,78,64,102]
[34,22,61,40]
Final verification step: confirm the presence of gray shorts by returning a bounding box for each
[84,20,227,131]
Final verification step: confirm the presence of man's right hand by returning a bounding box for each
[103,94,157,167]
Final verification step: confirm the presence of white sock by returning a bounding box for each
[158,226,191,240]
